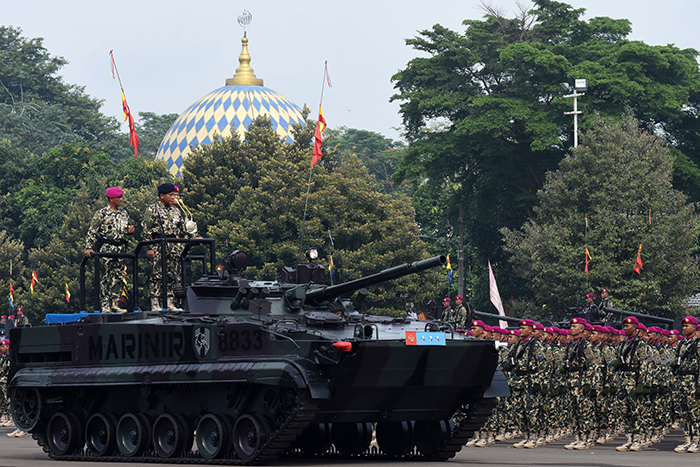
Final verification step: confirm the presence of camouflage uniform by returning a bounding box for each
[563,336,597,441]
[613,334,649,439]
[0,351,9,421]
[452,304,469,331]
[506,335,545,439]
[142,202,189,308]
[85,205,132,312]
[674,335,700,438]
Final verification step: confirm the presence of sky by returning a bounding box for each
[2,0,699,142]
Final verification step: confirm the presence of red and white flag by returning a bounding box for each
[488,260,507,329]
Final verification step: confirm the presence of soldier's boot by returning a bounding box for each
[100,298,112,313]
[523,434,538,449]
[475,432,490,447]
[495,430,506,442]
[486,431,496,445]
[111,299,127,314]
[167,296,184,312]
[642,433,652,447]
[545,430,555,443]
[513,434,528,448]
[150,298,162,311]
[535,432,546,446]
[596,431,607,444]
[674,435,692,453]
[629,435,644,452]
[574,434,590,450]
[565,435,580,450]
[466,431,480,447]
[687,436,700,453]
[616,433,633,451]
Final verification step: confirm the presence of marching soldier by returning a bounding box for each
[504,319,546,449]
[672,316,700,453]
[562,318,597,450]
[85,187,135,313]
[612,316,650,451]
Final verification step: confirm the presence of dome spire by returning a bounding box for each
[226,32,264,86]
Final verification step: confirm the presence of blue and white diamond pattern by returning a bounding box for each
[156,85,305,177]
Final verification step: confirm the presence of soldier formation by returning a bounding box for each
[462,313,700,453]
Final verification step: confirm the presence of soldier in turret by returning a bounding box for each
[599,288,613,322]
[142,183,192,311]
[85,187,135,313]
[582,293,600,323]
[452,295,472,331]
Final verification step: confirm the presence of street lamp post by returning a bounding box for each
[562,79,587,148]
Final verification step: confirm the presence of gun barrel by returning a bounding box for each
[604,307,674,325]
[305,255,446,304]
[473,311,522,325]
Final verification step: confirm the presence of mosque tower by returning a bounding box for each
[155,32,305,177]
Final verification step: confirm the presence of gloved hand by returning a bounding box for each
[610,358,623,369]
[501,361,512,371]
[649,386,658,396]
[540,384,549,396]
[531,383,541,394]
[635,383,645,395]
[582,383,591,394]
[670,360,679,370]
[600,387,609,395]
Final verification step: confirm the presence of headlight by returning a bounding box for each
[305,247,319,261]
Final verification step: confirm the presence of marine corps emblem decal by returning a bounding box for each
[194,327,211,357]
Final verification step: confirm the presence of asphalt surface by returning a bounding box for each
[3,425,700,467]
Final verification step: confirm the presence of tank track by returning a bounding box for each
[32,388,319,465]
[286,396,497,461]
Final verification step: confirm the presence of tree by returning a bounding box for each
[501,113,700,318]
[391,0,700,309]
[135,112,179,160]
[0,26,132,159]
[181,116,444,315]
[324,127,408,195]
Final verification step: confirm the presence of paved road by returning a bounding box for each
[3,425,700,467]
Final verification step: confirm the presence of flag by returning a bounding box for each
[585,246,591,278]
[634,242,643,275]
[649,209,653,225]
[121,93,139,157]
[9,281,14,311]
[329,255,335,279]
[65,283,71,303]
[109,50,116,79]
[121,90,129,122]
[324,61,332,88]
[488,260,508,329]
[120,285,128,304]
[329,229,334,246]
[310,106,327,168]
[217,264,223,271]
[30,269,38,294]
[585,213,589,228]
[446,255,453,283]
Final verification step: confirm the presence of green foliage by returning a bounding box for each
[324,126,408,195]
[0,26,132,159]
[182,116,443,313]
[392,0,700,308]
[136,112,179,160]
[501,114,700,319]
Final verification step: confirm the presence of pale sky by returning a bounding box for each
[2,0,698,142]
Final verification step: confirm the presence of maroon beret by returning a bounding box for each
[683,316,698,325]
[570,317,587,326]
[519,319,535,327]
[471,320,485,328]
[623,316,639,325]
[106,186,124,198]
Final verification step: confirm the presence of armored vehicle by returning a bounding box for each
[7,239,506,463]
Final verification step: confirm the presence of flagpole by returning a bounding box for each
[299,62,330,264]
